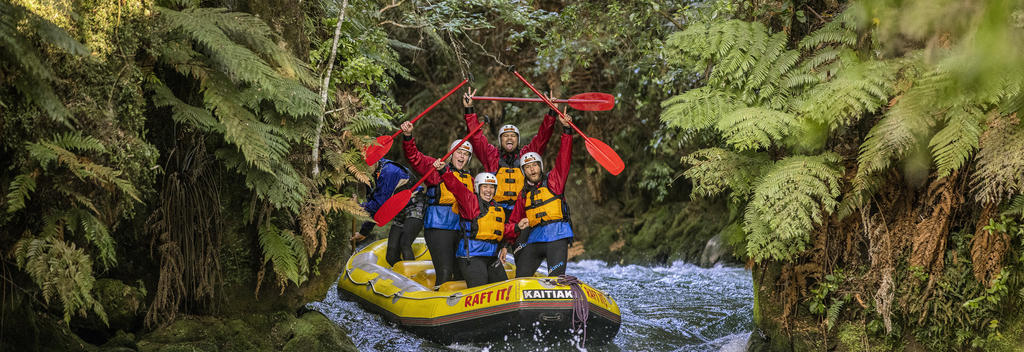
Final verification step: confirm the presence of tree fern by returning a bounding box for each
[973,118,1024,204]
[716,107,800,151]
[800,57,900,130]
[660,87,744,131]
[681,148,772,200]
[13,237,108,325]
[929,106,985,178]
[745,154,843,262]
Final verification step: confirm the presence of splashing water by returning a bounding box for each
[309,260,753,351]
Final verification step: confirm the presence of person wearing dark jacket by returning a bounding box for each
[461,88,558,211]
[354,158,425,266]
[504,113,574,278]
[401,121,475,289]
[434,159,507,288]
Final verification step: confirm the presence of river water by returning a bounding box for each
[310,260,753,352]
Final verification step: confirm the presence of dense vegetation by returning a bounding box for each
[2,0,1023,351]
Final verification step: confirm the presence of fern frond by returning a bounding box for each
[318,194,370,217]
[660,87,744,131]
[0,1,87,123]
[745,154,843,262]
[12,237,107,325]
[716,107,800,151]
[6,172,38,213]
[149,79,221,132]
[800,58,899,130]
[681,148,772,200]
[69,208,118,270]
[973,118,1024,204]
[929,106,985,178]
[855,95,934,178]
[1002,193,1024,217]
[258,223,307,288]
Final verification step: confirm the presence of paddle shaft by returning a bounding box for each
[387,79,468,140]
[471,96,606,104]
[509,71,589,138]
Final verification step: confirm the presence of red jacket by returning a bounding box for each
[464,112,557,173]
[440,170,484,220]
[503,131,573,243]
[402,136,444,186]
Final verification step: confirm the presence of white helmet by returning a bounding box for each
[474,172,498,190]
[499,124,520,145]
[519,152,543,171]
[449,139,473,154]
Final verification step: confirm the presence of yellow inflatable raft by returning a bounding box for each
[337,238,621,346]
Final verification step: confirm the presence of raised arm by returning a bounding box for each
[463,89,499,172]
[519,112,557,157]
[401,135,441,186]
[545,129,574,195]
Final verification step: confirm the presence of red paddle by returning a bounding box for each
[364,79,469,166]
[372,122,485,226]
[471,92,615,111]
[509,71,625,176]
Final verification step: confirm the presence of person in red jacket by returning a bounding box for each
[461,88,559,211]
[504,112,574,278]
[433,159,508,288]
[401,121,475,289]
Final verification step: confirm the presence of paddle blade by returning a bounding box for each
[364,135,394,166]
[568,92,615,111]
[584,137,624,175]
[373,189,412,226]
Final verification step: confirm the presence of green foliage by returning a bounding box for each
[808,270,849,331]
[0,1,88,124]
[716,107,800,151]
[151,5,321,213]
[13,237,108,325]
[258,223,309,289]
[681,148,771,200]
[744,154,843,262]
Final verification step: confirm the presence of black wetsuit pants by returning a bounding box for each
[459,256,506,288]
[514,238,570,278]
[382,191,426,267]
[385,217,423,266]
[425,229,459,288]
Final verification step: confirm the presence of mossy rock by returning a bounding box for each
[279,311,358,352]
[137,311,356,352]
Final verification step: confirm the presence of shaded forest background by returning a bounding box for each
[2,0,1024,351]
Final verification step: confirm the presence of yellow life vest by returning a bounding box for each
[467,201,506,242]
[523,182,568,227]
[494,166,526,203]
[431,169,473,215]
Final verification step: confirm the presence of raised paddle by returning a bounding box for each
[364,79,468,166]
[372,122,485,226]
[471,92,615,111]
[509,70,625,176]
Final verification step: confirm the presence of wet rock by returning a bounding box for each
[699,232,729,267]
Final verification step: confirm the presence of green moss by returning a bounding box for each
[136,311,356,352]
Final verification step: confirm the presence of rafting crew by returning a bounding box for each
[432,159,510,288]
[401,122,475,289]
[354,159,425,267]
[504,111,576,277]
[461,88,559,212]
